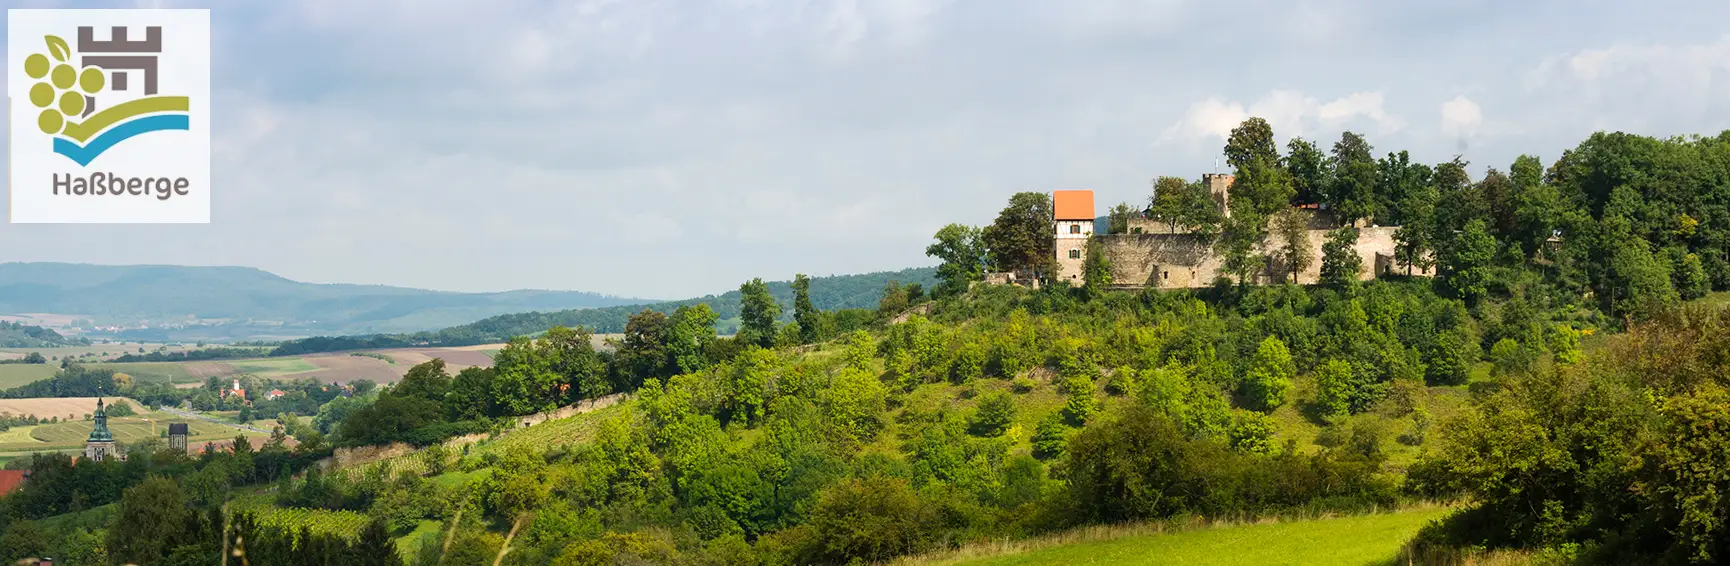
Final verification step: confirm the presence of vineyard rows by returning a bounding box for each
[231,496,369,540]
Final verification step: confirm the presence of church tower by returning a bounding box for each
[84,397,117,462]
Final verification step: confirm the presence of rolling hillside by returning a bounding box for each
[0,263,649,340]
[269,267,939,355]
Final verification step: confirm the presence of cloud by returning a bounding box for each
[1160,90,1404,144]
[6,0,1730,300]
[1440,95,1482,139]
[1509,36,1730,136]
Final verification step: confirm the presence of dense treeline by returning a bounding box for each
[0,428,339,563]
[1408,307,1730,564]
[0,351,47,365]
[330,283,899,449]
[267,267,936,356]
[2,476,399,565]
[109,346,271,363]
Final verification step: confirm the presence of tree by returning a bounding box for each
[108,476,189,565]
[1509,154,1563,259]
[668,304,719,374]
[21,351,45,364]
[1032,411,1072,461]
[1106,202,1137,235]
[1225,118,1295,219]
[1314,359,1354,418]
[353,518,404,565]
[1605,239,1677,320]
[1271,208,1314,283]
[804,477,938,564]
[1243,337,1295,412]
[1376,151,1431,226]
[1425,327,1478,386]
[1285,137,1329,206]
[237,404,254,424]
[792,273,820,344]
[1320,226,1363,288]
[737,278,780,349]
[445,366,497,420]
[1148,176,1223,236]
[1488,338,1537,378]
[982,192,1055,279]
[1438,219,1497,303]
[1667,250,1710,301]
[877,281,912,320]
[1216,215,1267,285]
[926,224,990,297]
[543,325,608,402]
[393,359,452,402]
[1082,237,1113,291]
[1394,181,1438,275]
[490,337,559,416]
[969,391,1016,437]
[617,310,673,386]
[1326,131,1378,224]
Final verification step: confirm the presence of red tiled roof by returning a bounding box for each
[0,469,26,496]
[1053,190,1095,220]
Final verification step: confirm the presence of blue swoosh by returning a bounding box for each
[53,114,191,166]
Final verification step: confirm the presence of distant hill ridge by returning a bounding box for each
[0,262,651,340]
[268,267,940,355]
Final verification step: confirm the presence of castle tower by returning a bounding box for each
[84,398,116,462]
[1202,173,1235,218]
[1052,190,1095,286]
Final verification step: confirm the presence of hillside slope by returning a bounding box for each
[0,263,649,340]
[269,267,939,354]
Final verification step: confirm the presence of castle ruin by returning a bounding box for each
[1051,176,1432,289]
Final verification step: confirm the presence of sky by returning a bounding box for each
[2,0,1728,300]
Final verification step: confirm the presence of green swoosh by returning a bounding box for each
[61,96,190,142]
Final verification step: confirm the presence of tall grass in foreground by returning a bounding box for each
[893,502,1460,566]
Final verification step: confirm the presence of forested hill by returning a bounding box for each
[268,267,938,355]
[0,321,86,348]
[0,262,648,339]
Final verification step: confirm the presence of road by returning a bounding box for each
[155,405,273,434]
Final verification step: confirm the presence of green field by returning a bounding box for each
[89,361,202,384]
[0,343,196,359]
[938,506,1453,566]
[0,364,60,388]
[0,361,204,388]
[225,357,321,377]
[0,414,259,453]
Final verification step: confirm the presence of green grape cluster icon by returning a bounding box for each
[22,35,104,136]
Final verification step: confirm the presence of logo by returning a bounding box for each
[9,9,210,224]
[25,31,190,166]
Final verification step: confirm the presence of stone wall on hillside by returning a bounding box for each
[1097,225,1431,289]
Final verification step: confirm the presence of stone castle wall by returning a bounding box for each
[1098,225,1429,289]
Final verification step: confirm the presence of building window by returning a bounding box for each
[1068,249,1081,259]
[1163,271,1169,280]
[1069,225,1081,234]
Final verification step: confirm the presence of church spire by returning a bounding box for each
[88,395,112,443]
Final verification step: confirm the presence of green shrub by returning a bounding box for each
[968,391,1016,437]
